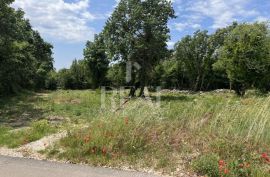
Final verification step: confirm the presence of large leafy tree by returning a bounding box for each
[84,34,109,89]
[0,0,19,93]
[32,31,54,89]
[103,0,175,97]
[214,23,270,96]
[0,1,54,94]
[209,22,238,90]
[174,31,211,91]
[173,23,238,91]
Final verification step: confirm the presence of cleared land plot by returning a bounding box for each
[1,90,270,176]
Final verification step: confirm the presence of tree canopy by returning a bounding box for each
[103,0,175,96]
[214,23,270,95]
[0,0,54,95]
[84,34,109,89]
[1,1,270,97]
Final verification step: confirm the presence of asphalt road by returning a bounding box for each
[0,156,160,177]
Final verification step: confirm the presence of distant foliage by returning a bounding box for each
[151,22,270,96]
[45,71,58,90]
[174,30,211,91]
[56,21,270,96]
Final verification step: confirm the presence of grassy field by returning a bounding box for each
[0,90,270,176]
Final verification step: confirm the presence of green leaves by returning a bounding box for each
[83,34,109,89]
[174,30,211,91]
[0,3,54,94]
[218,23,270,95]
[103,0,175,88]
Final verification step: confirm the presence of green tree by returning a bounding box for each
[45,71,58,90]
[32,31,54,89]
[56,59,91,90]
[57,69,75,89]
[209,22,238,90]
[70,59,91,89]
[103,0,175,97]
[106,63,126,87]
[174,31,211,91]
[84,34,109,89]
[214,23,270,96]
[0,1,54,94]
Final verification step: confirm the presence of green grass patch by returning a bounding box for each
[192,154,220,177]
[0,120,57,148]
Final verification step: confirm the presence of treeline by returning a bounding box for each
[56,0,270,96]
[0,0,54,95]
[2,0,270,97]
[159,22,270,96]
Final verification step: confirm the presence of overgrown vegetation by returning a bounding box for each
[1,90,270,175]
[2,1,269,97]
[32,90,269,176]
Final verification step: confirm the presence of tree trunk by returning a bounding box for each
[234,82,245,97]
[200,73,205,91]
[129,81,140,97]
[193,75,200,91]
[138,86,145,97]
[129,87,136,97]
[128,70,137,97]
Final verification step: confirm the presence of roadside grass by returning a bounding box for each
[0,90,116,149]
[2,90,270,176]
[0,120,58,148]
